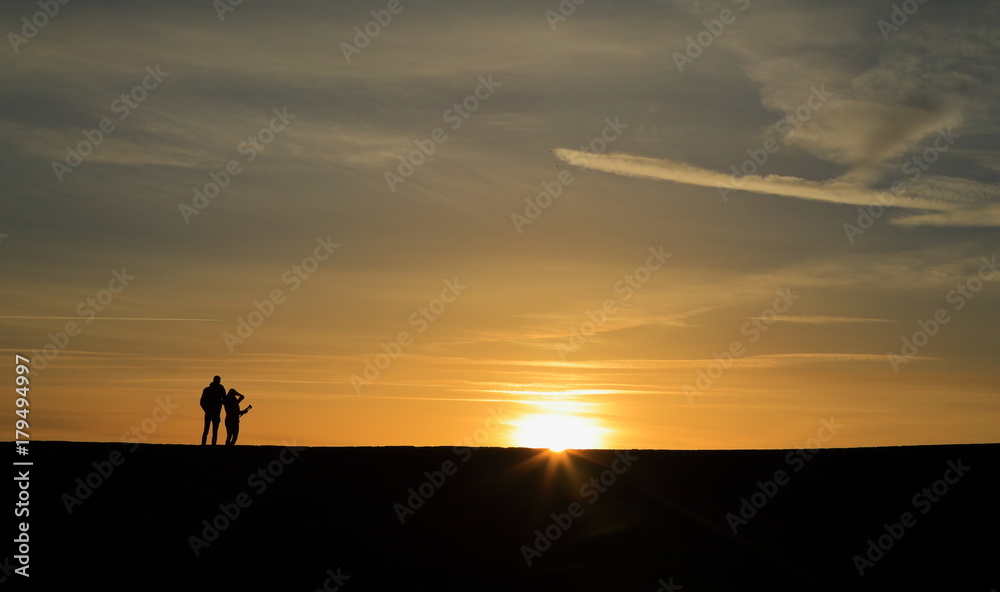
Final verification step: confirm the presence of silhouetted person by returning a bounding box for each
[223,388,251,446]
[200,376,226,445]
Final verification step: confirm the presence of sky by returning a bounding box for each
[1,0,998,450]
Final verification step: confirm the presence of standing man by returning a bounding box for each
[200,376,226,445]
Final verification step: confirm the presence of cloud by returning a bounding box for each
[552,0,1000,226]
[553,143,1000,227]
[554,353,889,370]
[725,1,996,181]
[0,316,221,321]
[761,315,894,324]
[893,203,1000,227]
[393,353,887,370]
[553,148,954,210]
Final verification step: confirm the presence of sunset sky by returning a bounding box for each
[2,0,997,450]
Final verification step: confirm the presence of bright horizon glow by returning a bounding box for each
[512,412,609,451]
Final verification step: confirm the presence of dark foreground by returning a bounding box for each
[13,442,1000,590]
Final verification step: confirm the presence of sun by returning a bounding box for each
[513,413,607,451]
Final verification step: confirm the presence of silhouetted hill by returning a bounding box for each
[15,442,1000,590]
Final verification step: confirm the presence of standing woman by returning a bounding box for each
[223,389,252,446]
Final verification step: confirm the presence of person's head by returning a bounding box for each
[213,375,221,384]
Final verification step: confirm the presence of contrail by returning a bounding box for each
[553,149,953,210]
[0,316,223,321]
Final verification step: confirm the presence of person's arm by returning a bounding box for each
[239,406,251,416]
[235,392,244,403]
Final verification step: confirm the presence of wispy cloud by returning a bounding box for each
[553,0,1000,226]
[390,353,887,370]
[893,203,1000,227]
[553,148,989,216]
[760,315,894,324]
[0,316,222,321]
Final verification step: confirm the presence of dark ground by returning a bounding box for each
[9,441,1000,590]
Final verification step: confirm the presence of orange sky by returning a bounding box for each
[2,0,998,450]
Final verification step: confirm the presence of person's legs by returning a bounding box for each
[231,421,240,445]
[225,419,236,446]
[201,414,210,445]
[210,416,220,445]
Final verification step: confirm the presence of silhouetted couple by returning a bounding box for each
[200,376,251,446]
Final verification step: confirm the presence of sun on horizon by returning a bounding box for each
[512,412,609,452]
